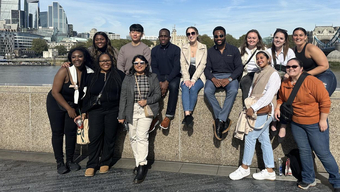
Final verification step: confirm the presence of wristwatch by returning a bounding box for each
[228,77,232,82]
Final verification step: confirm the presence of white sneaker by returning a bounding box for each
[229,166,250,180]
[252,169,276,180]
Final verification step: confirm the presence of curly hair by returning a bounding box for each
[67,46,93,69]
[89,32,118,69]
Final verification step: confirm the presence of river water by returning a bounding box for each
[0,66,340,88]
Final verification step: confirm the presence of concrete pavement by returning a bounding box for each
[0,149,333,192]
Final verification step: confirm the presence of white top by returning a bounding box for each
[267,47,295,67]
[248,71,281,116]
[245,47,259,72]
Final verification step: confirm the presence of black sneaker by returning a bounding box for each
[66,161,81,171]
[57,162,69,174]
[298,181,316,190]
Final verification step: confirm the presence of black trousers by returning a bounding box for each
[163,76,180,117]
[46,92,77,163]
[240,72,255,107]
[87,107,119,168]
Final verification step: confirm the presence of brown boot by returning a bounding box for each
[99,165,109,174]
[160,117,170,129]
[85,168,95,177]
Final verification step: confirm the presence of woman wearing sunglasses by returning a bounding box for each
[239,29,266,106]
[267,28,295,142]
[274,58,340,190]
[293,27,337,96]
[180,26,207,126]
[118,55,161,184]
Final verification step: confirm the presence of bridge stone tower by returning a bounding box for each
[312,26,340,45]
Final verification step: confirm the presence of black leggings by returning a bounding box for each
[240,72,255,107]
[46,92,77,163]
[87,107,119,168]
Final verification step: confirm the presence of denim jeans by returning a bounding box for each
[181,79,204,112]
[315,69,337,96]
[204,73,239,121]
[291,121,340,188]
[162,76,180,117]
[242,115,275,168]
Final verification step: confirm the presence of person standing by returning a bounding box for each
[204,26,243,140]
[151,28,181,129]
[118,55,161,184]
[229,50,280,181]
[117,24,151,74]
[180,26,207,126]
[80,53,125,177]
[275,58,340,191]
[46,47,93,174]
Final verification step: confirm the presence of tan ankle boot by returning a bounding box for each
[85,168,95,177]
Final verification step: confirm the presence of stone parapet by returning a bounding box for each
[0,85,339,170]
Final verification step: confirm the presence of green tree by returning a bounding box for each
[141,39,155,47]
[199,34,214,49]
[31,38,48,56]
[70,42,86,50]
[54,45,67,56]
[225,34,239,47]
[86,39,93,47]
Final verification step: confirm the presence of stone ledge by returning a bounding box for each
[0,85,339,171]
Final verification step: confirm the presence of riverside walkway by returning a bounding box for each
[0,150,332,192]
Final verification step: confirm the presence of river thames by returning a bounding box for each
[0,66,340,89]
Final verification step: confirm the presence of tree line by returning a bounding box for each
[30,34,296,56]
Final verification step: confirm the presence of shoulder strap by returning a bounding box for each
[134,75,142,97]
[97,72,111,100]
[286,72,309,105]
[245,48,257,65]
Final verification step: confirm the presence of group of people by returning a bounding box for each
[46,24,340,190]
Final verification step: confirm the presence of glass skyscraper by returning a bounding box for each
[47,2,68,34]
[0,0,20,23]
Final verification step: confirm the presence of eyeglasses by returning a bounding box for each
[186,32,196,36]
[214,34,224,38]
[133,61,145,65]
[99,60,111,64]
[286,65,299,69]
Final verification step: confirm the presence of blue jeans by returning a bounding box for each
[315,69,337,96]
[204,73,239,121]
[181,79,204,112]
[291,121,340,188]
[242,115,275,168]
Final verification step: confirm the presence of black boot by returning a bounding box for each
[57,162,69,174]
[134,165,147,184]
[214,119,223,140]
[66,160,81,171]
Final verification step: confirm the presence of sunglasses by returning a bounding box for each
[133,61,145,65]
[186,32,196,36]
[214,34,224,38]
[286,65,299,69]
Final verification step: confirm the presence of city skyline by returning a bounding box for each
[37,0,340,38]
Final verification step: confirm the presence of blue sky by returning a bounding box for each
[40,0,340,39]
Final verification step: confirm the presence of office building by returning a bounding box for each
[47,2,68,34]
[0,0,20,23]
